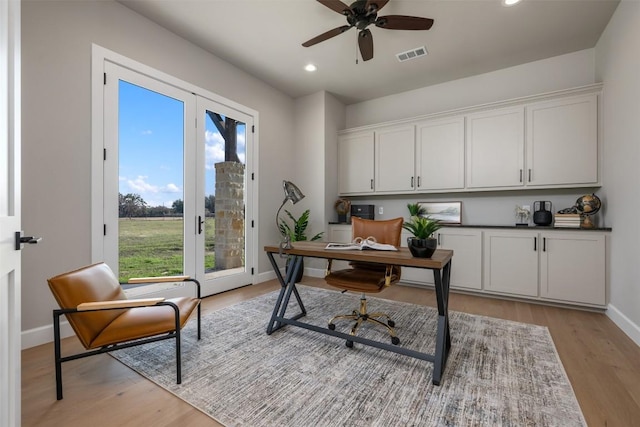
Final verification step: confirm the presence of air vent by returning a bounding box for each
[396,46,428,62]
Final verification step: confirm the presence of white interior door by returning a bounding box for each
[0,1,22,425]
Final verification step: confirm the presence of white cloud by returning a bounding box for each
[163,183,181,193]
[205,130,225,169]
[128,175,159,193]
[141,130,153,135]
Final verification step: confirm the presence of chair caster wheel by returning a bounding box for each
[387,320,395,327]
[328,323,336,330]
[391,336,400,345]
[346,340,354,348]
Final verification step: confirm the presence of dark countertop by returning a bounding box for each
[329,222,611,231]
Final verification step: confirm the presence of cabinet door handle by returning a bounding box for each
[370,179,373,190]
[411,176,414,188]
[534,237,537,251]
[437,233,441,246]
[519,169,523,183]
[543,237,546,252]
[417,176,421,187]
[528,168,532,182]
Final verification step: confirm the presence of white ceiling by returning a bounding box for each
[119,0,619,104]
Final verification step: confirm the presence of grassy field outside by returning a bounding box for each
[118,218,215,282]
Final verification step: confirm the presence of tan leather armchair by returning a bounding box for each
[47,262,201,400]
[325,217,403,347]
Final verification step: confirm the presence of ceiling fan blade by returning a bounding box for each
[317,0,353,15]
[358,29,374,61]
[375,15,435,30]
[302,25,352,47]
[365,0,389,14]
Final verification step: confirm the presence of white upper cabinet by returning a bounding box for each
[375,124,415,193]
[526,94,599,187]
[466,106,525,189]
[416,116,465,191]
[338,131,374,194]
[337,85,601,196]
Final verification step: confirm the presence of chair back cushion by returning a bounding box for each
[48,263,127,349]
[326,217,404,292]
[350,217,403,272]
[351,217,403,247]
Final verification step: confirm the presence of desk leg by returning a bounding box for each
[432,259,452,385]
[266,253,307,335]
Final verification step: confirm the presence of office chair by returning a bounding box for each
[325,217,403,347]
[47,262,201,400]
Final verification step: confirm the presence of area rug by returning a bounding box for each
[111,286,586,427]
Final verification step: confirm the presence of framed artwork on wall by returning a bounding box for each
[418,202,462,224]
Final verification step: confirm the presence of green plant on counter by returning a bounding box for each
[402,215,442,239]
[279,209,323,242]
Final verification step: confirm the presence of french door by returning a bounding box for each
[102,60,254,296]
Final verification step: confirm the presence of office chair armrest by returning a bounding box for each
[76,297,166,311]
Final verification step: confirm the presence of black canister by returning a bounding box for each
[533,201,553,226]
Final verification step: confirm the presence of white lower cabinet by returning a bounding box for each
[483,229,607,307]
[539,232,605,306]
[401,228,482,291]
[328,224,607,308]
[484,230,539,297]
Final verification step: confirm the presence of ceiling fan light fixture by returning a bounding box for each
[502,0,522,6]
[304,63,317,72]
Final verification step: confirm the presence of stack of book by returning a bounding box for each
[554,213,581,228]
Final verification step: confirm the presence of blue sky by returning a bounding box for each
[118,81,246,208]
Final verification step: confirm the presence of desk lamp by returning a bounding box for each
[276,180,305,252]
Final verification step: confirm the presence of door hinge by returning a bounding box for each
[251,172,254,180]
[252,125,255,133]
[251,220,254,228]
[103,148,106,160]
[103,73,106,85]
[103,224,107,236]
[251,267,254,275]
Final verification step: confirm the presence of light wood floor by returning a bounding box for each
[22,277,640,426]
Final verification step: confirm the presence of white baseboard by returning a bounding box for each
[22,321,74,350]
[606,303,640,347]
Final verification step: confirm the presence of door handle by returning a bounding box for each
[197,216,204,234]
[15,231,42,250]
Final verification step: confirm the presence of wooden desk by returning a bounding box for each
[264,241,453,385]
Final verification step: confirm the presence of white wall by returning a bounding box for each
[595,0,640,343]
[21,1,294,337]
[324,92,346,224]
[292,91,345,271]
[346,49,597,129]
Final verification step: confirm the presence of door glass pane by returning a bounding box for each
[118,80,184,282]
[204,110,246,277]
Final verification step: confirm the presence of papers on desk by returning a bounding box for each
[325,237,398,251]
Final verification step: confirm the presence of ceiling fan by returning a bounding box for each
[302,0,434,62]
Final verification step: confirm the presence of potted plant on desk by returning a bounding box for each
[403,208,442,258]
[278,209,323,282]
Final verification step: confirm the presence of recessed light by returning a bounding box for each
[304,64,317,72]
[502,0,522,6]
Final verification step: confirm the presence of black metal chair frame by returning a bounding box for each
[52,278,201,400]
